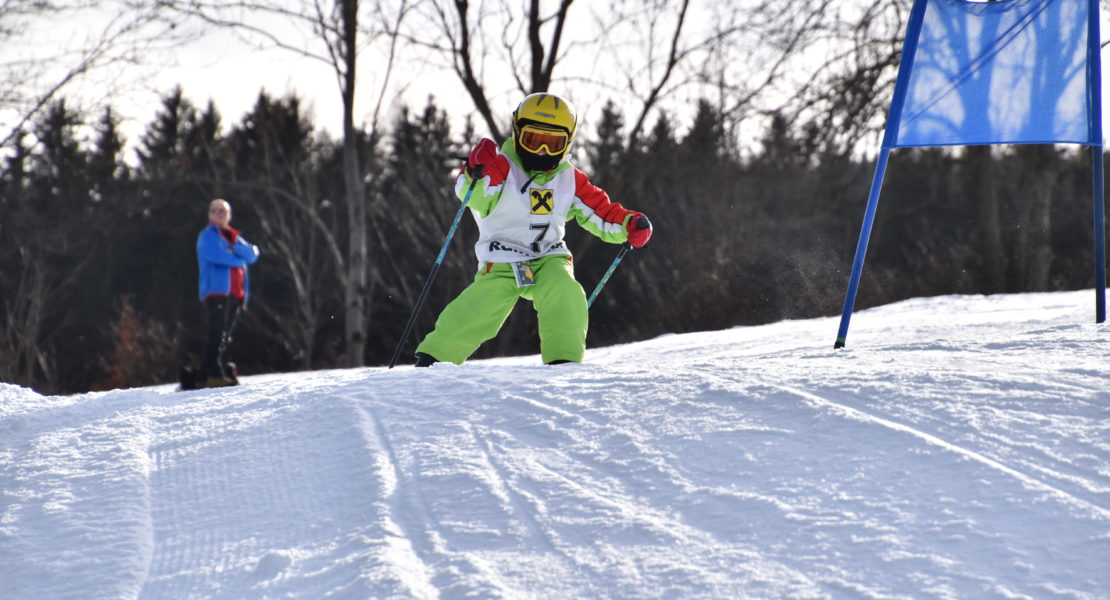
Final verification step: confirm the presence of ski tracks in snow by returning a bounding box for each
[0,388,157,600]
[767,382,1110,521]
[674,320,1110,598]
[354,368,827,599]
[136,382,436,599]
[2,291,1109,599]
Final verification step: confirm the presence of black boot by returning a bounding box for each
[179,364,199,390]
[222,361,240,385]
[414,352,437,367]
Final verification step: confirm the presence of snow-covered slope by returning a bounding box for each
[2,291,1108,599]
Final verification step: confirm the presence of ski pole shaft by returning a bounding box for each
[587,244,631,308]
[388,169,482,368]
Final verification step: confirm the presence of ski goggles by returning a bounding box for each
[518,125,569,154]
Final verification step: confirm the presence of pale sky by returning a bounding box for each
[5,2,1110,163]
[1,1,747,162]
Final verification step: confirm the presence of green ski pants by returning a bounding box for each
[416,255,588,364]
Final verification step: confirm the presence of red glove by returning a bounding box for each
[627,213,652,248]
[465,138,509,186]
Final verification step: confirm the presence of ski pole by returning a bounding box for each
[388,167,483,368]
[587,243,631,308]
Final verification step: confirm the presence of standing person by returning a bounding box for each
[413,92,653,367]
[193,198,260,388]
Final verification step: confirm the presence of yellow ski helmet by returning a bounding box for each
[512,93,577,169]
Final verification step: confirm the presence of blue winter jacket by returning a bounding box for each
[197,224,260,304]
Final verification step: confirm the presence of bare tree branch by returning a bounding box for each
[626,0,689,146]
[0,1,195,149]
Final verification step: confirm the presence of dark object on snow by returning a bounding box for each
[179,361,239,391]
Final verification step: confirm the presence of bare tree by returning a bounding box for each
[0,248,78,388]
[0,102,96,392]
[0,0,193,150]
[219,93,341,369]
[162,0,416,367]
[736,1,907,155]
[414,0,784,153]
[415,0,578,139]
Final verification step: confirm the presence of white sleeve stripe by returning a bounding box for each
[455,175,502,197]
[572,197,625,233]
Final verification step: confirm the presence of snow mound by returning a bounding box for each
[1,290,1108,599]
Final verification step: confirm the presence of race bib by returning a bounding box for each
[511,260,536,288]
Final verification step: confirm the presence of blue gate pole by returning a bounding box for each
[1094,147,1106,323]
[1088,0,1106,323]
[834,149,892,348]
[834,0,929,348]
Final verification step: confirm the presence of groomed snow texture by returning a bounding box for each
[2,291,1108,599]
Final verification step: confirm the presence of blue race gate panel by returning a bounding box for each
[895,0,1094,148]
[835,0,1104,348]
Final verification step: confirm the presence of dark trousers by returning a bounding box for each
[202,295,242,380]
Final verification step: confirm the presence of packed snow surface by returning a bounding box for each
[2,291,1109,599]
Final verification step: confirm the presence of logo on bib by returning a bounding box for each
[529,189,554,215]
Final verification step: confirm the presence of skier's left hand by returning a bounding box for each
[627,213,652,248]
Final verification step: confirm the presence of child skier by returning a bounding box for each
[413,92,652,367]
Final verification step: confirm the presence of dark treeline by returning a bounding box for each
[0,90,1104,394]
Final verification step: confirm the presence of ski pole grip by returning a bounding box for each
[465,162,485,178]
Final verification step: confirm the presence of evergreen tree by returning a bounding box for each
[682,99,727,163]
[89,107,128,200]
[373,99,469,363]
[132,88,224,377]
[759,112,810,172]
[223,91,337,371]
[585,100,625,186]
[0,130,32,385]
[644,114,678,159]
[0,129,29,206]
[2,100,95,390]
[137,87,197,178]
[81,108,137,387]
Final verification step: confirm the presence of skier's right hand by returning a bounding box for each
[466,138,509,186]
